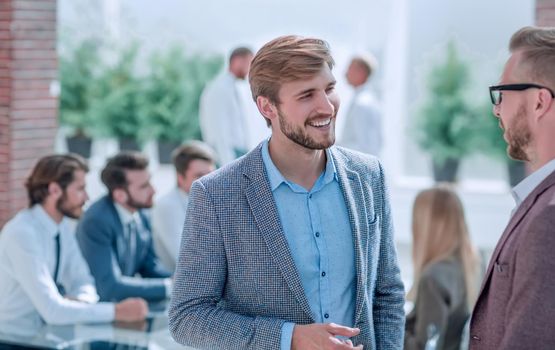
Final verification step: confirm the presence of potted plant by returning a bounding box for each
[89,44,144,151]
[140,47,223,163]
[59,39,101,158]
[414,41,478,182]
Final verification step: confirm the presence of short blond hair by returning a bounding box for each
[249,35,335,107]
[510,26,555,89]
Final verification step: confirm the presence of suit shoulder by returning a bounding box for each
[80,196,114,227]
[332,146,382,174]
[197,155,251,188]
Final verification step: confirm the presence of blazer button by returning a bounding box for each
[471,335,481,341]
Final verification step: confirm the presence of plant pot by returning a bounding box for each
[432,158,460,183]
[158,140,181,164]
[119,138,141,151]
[507,159,526,187]
[66,135,92,158]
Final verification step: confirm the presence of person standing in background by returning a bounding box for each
[339,54,383,157]
[152,141,216,272]
[405,185,481,350]
[199,47,254,165]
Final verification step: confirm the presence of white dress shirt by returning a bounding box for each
[0,205,114,331]
[113,203,173,297]
[199,71,251,165]
[339,82,382,157]
[152,187,189,272]
[511,158,555,209]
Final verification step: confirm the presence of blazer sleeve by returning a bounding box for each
[372,161,406,349]
[169,180,285,350]
[499,205,555,349]
[76,214,167,302]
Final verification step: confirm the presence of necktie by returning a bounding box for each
[125,221,138,276]
[53,233,65,295]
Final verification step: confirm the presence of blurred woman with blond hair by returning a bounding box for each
[404,184,481,350]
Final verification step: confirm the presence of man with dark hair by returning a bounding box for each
[152,141,216,271]
[170,35,404,350]
[199,46,254,165]
[77,151,172,302]
[470,26,555,349]
[339,54,383,157]
[0,154,147,331]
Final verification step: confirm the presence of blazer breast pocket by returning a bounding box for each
[494,261,510,278]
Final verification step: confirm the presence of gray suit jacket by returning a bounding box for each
[405,257,470,350]
[169,144,405,349]
[470,170,555,349]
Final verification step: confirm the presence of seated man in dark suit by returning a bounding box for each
[77,152,171,302]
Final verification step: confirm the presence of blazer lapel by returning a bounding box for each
[478,170,555,297]
[332,149,370,325]
[243,147,315,322]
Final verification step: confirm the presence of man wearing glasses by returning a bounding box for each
[470,26,555,349]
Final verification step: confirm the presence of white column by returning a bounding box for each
[381,0,409,184]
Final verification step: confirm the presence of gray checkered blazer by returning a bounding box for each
[169,143,405,349]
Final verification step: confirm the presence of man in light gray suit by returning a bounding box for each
[470,26,555,349]
[169,35,405,350]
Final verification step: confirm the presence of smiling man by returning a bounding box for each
[470,26,555,349]
[169,35,405,350]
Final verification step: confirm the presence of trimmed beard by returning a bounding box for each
[277,109,336,150]
[506,104,531,162]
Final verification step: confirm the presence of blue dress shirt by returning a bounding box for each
[261,140,356,350]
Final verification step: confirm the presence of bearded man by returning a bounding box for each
[470,26,555,349]
[169,35,404,350]
[77,152,172,302]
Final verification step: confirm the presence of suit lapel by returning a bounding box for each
[332,149,369,325]
[478,170,555,297]
[243,147,315,322]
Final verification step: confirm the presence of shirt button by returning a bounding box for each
[324,313,329,319]
[315,232,320,237]
[471,335,481,341]
[321,271,326,277]
[308,194,312,199]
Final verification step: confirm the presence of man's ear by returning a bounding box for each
[256,96,278,122]
[535,88,554,122]
[112,188,127,205]
[48,182,62,199]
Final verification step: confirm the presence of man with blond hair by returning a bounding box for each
[170,35,404,350]
[470,26,555,349]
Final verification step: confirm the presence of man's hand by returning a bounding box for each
[114,297,148,322]
[291,323,363,350]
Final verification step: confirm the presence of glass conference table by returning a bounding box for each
[0,301,195,349]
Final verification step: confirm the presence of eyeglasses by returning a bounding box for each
[489,83,555,105]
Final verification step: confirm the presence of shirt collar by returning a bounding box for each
[31,204,65,238]
[512,158,555,207]
[261,138,337,192]
[114,203,140,226]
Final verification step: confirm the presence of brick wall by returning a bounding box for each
[0,0,58,227]
[537,0,555,26]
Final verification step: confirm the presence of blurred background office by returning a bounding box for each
[0,0,552,348]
